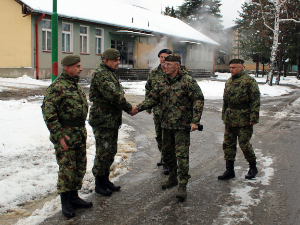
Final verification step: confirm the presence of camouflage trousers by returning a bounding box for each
[162,129,191,185]
[153,112,162,153]
[55,145,87,194]
[92,126,118,177]
[223,125,256,162]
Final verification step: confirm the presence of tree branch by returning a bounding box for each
[279,18,300,23]
[259,0,274,31]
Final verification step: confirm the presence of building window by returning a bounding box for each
[42,19,51,51]
[95,28,103,55]
[111,40,134,67]
[80,25,89,54]
[62,22,72,53]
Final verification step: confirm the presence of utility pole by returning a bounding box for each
[51,0,58,82]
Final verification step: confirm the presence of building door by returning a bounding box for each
[111,40,134,68]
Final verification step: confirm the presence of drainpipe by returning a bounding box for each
[35,14,45,80]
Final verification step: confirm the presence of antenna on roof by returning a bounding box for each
[161,0,162,14]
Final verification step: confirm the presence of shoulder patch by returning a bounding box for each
[108,82,116,92]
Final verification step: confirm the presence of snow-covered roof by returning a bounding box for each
[18,0,219,46]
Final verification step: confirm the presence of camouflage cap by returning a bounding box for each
[229,59,244,65]
[165,54,181,62]
[158,49,172,57]
[102,48,120,59]
[61,55,81,66]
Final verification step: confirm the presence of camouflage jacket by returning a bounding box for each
[145,65,165,115]
[138,71,204,129]
[222,70,260,127]
[41,71,88,148]
[145,64,192,116]
[89,62,132,129]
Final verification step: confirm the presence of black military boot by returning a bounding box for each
[105,172,121,192]
[95,176,112,196]
[163,164,169,175]
[218,160,235,180]
[162,172,178,189]
[157,158,163,167]
[245,161,258,179]
[176,184,187,201]
[60,191,75,218]
[70,190,93,209]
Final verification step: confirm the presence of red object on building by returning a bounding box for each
[52,62,58,76]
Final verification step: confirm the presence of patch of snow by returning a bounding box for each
[213,149,274,224]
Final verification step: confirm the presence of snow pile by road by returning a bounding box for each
[0,75,136,224]
[0,75,51,92]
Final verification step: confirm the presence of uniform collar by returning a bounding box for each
[232,70,245,80]
[166,71,183,84]
[101,62,116,72]
[61,70,80,83]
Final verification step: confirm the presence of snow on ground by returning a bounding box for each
[0,75,51,92]
[212,148,274,224]
[122,72,297,99]
[0,73,299,224]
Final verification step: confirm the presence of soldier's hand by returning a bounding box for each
[60,135,70,150]
[130,106,138,116]
[190,123,198,132]
[250,122,257,126]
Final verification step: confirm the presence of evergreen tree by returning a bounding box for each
[177,0,224,42]
[164,6,178,18]
[282,0,300,79]
[236,1,272,77]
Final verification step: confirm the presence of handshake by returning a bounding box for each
[130,106,139,116]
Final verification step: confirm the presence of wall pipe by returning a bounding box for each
[35,13,45,80]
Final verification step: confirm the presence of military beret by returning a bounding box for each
[165,54,181,62]
[61,55,81,66]
[229,59,244,65]
[102,48,120,59]
[158,49,172,57]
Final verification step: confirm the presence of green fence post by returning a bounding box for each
[51,0,58,82]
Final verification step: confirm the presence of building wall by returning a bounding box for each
[186,43,215,71]
[0,3,217,78]
[30,16,139,79]
[134,36,177,69]
[0,0,32,68]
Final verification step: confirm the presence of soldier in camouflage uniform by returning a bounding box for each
[145,49,172,175]
[218,59,260,181]
[136,54,204,200]
[89,48,136,196]
[41,55,93,218]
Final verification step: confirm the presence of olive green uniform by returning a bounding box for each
[145,65,165,152]
[222,70,260,162]
[41,71,88,194]
[89,62,132,177]
[138,71,204,185]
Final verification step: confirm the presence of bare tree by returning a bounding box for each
[259,0,300,85]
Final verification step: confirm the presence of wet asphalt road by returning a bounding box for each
[41,87,300,225]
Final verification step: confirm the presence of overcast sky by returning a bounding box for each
[116,0,246,28]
